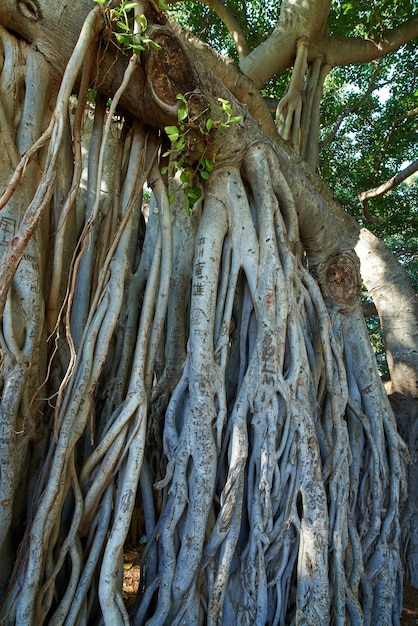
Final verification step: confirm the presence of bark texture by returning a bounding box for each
[0,1,413,624]
[355,228,418,588]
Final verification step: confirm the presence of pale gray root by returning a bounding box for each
[0,123,406,626]
[0,11,407,626]
[133,141,405,625]
[0,31,54,591]
[355,228,418,587]
[276,38,330,169]
[0,101,161,624]
[0,20,103,579]
[355,227,418,399]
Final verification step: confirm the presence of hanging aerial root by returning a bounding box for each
[139,144,355,624]
[0,14,408,616]
[0,5,103,321]
[140,139,407,625]
[1,117,161,625]
[274,36,329,168]
[238,143,331,624]
[276,36,309,150]
[140,167,231,625]
[339,307,407,624]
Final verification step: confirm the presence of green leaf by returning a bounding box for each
[116,20,129,31]
[161,165,168,175]
[147,40,162,50]
[176,93,188,105]
[177,106,188,122]
[202,157,214,172]
[218,98,233,115]
[180,169,192,184]
[168,192,175,204]
[184,187,202,203]
[115,33,130,45]
[200,170,210,180]
[138,14,147,30]
[164,126,179,142]
[176,137,186,151]
[206,118,213,132]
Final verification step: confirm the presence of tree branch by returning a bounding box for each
[320,61,381,150]
[359,159,418,205]
[377,106,418,169]
[240,7,418,89]
[239,0,331,88]
[322,16,418,67]
[166,0,251,59]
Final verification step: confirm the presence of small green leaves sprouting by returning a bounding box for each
[162,95,241,214]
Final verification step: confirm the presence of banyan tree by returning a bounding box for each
[0,0,417,624]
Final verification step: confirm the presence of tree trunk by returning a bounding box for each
[0,2,410,624]
[355,228,418,399]
[355,228,418,587]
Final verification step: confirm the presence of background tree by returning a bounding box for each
[0,0,417,624]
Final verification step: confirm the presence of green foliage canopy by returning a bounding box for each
[171,0,418,288]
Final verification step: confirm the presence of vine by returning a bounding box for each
[162,94,242,213]
[94,0,161,53]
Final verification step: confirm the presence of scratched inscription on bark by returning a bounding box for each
[193,237,206,296]
[262,330,276,384]
[0,216,16,244]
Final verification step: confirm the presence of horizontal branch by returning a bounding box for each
[240,7,418,88]
[359,159,418,204]
[322,16,418,67]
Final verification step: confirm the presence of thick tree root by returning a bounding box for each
[0,16,407,626]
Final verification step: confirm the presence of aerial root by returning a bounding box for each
[139,146,340,623]
[0,114,406,624]
[140,142,406,624]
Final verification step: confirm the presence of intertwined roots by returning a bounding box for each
[0,16,406,623]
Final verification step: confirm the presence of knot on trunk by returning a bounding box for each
[17,0,43,22]
[146,30,197,112]
[324,251,361,308]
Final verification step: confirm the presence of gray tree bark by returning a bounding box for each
[0,1,415,624]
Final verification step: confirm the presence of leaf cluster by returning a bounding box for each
[319,42,418,286]
[94,0,161,53]
[329,0,416,37]
[169,0,279,60]
[162,95,242,214]
[164,1,417,279]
